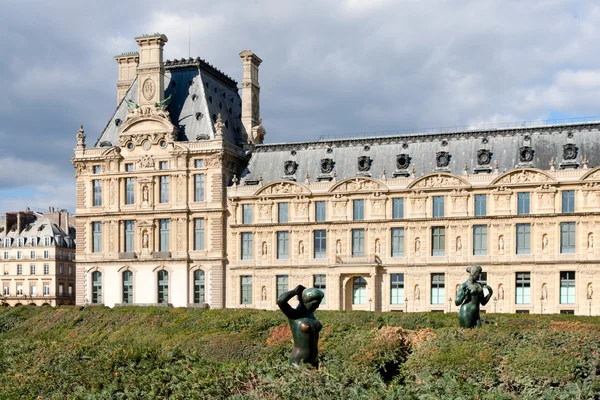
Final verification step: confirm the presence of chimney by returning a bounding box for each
[239,50,262,142]
[135,33,168,107]
[16,212,25,234]
[114,52,139,105]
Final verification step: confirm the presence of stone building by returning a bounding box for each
[72,33,263,307]
[0,209,76,306]
[227,122,600,315]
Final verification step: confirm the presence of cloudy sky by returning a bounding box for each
[1,0,599,214]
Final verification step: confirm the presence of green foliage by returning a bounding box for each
[0,307,599,399]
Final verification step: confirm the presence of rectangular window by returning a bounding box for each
[480,272,490,296]
[30,265,35,275]
[433,196,445,218]
[43,284,50,296]
[562,190,575,213]
[44,264,49,275]
[390,273,405,304]
[30,285,36,296]
[194,174,205,202]
[17,283,23,295]
[242,204,253,224]
[92,222,102,253]
[431,227,446,256]
[124,220,135,252]
[241,275,252,304]
[160,176,169,203]
[352,229,365,256]
[3,285,8,295]
[560,271,575,304]
[392,198,404,219]
[59,264,63,275]
[159,219,170,252]
[43,250,49,259]
[391,228,405,257]
[125,163,134,172]
[473,225,488,255]
[516,224,531,255]
[68,265,72,276]
[315,201,326,222]
[93,165,102,174]
[241,233,253,260]
[314,274,326,305]
[16,251,22,260]
[195,159,204,168]
[159,161,169,170]
[516,272,531,304]
[431,273,445,305]
[277,231,290,259]
[517,192,530,215]
[276,275,289,299]
[30,251,36,260]
[3,252,7,260]
[560,222,576,254]
[314,230,327,259]
[125,178,135,205]
[93,180,102,206]
[194,218,205,251]
[278,203,289,223]
[474,194,487,217]
[353,200,364,221]
[17,265,22,275]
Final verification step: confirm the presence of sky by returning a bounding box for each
[1,0,600,214]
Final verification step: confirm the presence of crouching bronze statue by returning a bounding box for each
[455,265,493,328]
[277,285,324,367]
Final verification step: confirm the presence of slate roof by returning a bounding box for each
[96,58,245,148]
[242,121,600,184]
[0,214,75,249]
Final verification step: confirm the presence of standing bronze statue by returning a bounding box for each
[455,265,493,328]
[277,284,324,367]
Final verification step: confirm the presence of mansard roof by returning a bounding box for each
[0,214,75,249]
[96,58,245,149]
[241,121,600,184]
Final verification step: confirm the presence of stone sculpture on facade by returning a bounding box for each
[76,125,86,149]
[277,285,324,368]
[455,265,493,328]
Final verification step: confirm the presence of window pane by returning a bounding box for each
[241,233,253,260]
[315,201,326,222]
[518,193,530,215]
[560,271,575,304]
[352,277,366,304]
[475,194,486,216]
[122,271,133,304]
[241,275,252,304]
[242,204,253,224]
[194,174,205,202]
[562,190,574,213]
[432,227,445,256]
[353,200,364,221]
[352,229,365,256]
[431,273,445,304]
[92,222,102,253]
[92,271,102,304]
[314,230,327,259]
[125,178,135,205]
[392,198,404,219]
[314,274,326,305]
[124,220,134,252]
[160,176,169,203]
[515,272,531,304]
[278,203,289,223]
[390,273,404,304]
[157,270,169,303]
[473,225,487,255]
[93,180,102,206]
[560,222,576,253]
[277,231,289,259]
[194,219,205,251]
[159,219,170,251]
[194,270,205,303]
[516,224,531,254]
[276,275,289,299]
[391,228,405,257]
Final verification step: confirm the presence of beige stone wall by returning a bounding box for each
[227,167,600,315]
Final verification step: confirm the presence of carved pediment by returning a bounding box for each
[254,181,310,197]
[408,173,470,189]
[329,177,388,193]
[581,166,600,182]
[491,168,555,185]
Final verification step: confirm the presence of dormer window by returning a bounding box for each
[16,238,23,247]
[30,238,37,246]
[44,236,51,246]
[4,238,10,247]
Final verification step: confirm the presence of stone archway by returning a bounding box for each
[343,275,371,311]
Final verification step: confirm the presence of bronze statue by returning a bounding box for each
[277,285,324,368]
[455,265,493,328]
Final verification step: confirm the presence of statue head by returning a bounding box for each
[466,265,482,281]
[302,288,324,312]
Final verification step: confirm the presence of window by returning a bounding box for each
[560,271,575,304]
[160,176,169,203]
[29,238,37,247]
[560,222,576,254]
[433,196,444,218]
[431,227,445,256]
[242,204,253,224]
[195,159,204,168]
[241,233,253,260]
[390,273,404,304]
[278,203,289,223]
[194,174,205,202]
[122,271,133,304]
[44,264,49,275]
[93,165,102,174]
[276,275,289,299]
[125,163,134,172]
[562,190,575,213]
[516,224,531,255]
[43,284,50,296]
[68,265,72,276]
[352,277,367,304]
[92,222,102,253]
[30,265,35,275]
[479,272,489,296]
[92,271,102,304]
[431,273,445,305]
[473,225,487,255]
[515,272,531,304]
[59,264,63,275]
[315,201,326,222]
[3,285,8,295]
[17,265,22,275]
[44,237,51,246]
[391,228,405,257]
[277,231,289,259]
[124,221,135,252]
[352,229,365,256]
[68,285,73,296]
[194,219,205,251]
[125,178,135,205]
[16,251,22,260]
[241,275,252,304]
[59,284,64,296]
[43,250,49,259]
[159,219,170,252]
[392,198,404,219]
[314,274,326,305]
[3,252,7,260]
[93,180,102,206]
[517,192,530,215]
[17,284,23,296]
[30,285,37,296]
[30,251,36,260]
[314,230,326,259]
[194,270,205,303]
[157,270,169,303]
[4,238,9,247]
[474,194,486,216]
[16,238,23,247]
[159,161,169,170]
[353,200,364,221]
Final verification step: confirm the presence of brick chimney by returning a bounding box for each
[239,50,262,142]
[114,52,139,104]
[135,33,168,106]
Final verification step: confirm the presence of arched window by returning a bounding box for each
[92,271,102,304]
[122,271,133,304]
[157,270,169,304]
[194,270,205,304]
[352,277,367,305]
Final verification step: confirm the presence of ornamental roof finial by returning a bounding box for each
[76,125,86,149]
